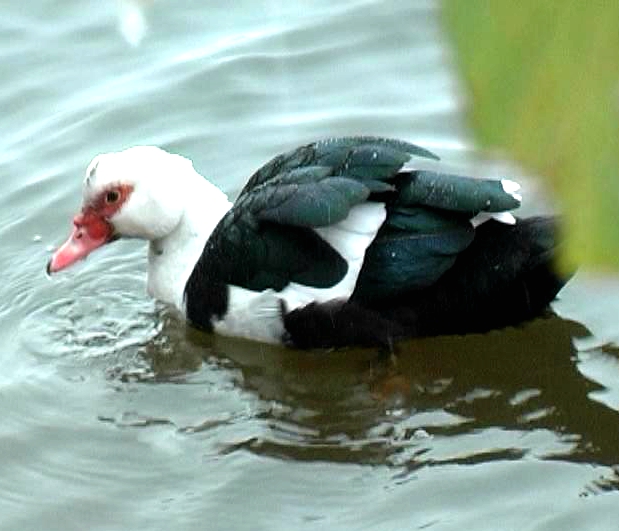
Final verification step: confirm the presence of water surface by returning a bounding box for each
[2,1,619,530]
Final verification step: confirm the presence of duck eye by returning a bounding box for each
[105,190,120,203]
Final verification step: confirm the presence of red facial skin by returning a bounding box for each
[47,184,133,274]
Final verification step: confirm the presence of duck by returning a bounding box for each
[47,136,567,348]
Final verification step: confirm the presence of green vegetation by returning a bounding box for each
[442,1,619,269]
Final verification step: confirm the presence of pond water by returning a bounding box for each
[2,1,619,530]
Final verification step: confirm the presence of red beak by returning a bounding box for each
[47,210,115,274]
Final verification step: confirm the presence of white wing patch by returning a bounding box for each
[471,211,516,227]
[280,202,387,311]
[501,179,523,202]
[212,202,386,343]
[213,287,285,344]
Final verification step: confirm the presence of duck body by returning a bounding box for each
[48,136,566,349]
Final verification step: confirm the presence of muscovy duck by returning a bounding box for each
[47,137,566,348]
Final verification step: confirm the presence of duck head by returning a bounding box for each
[47,146,189,274]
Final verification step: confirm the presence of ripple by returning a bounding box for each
[20,292,157,360]
[18,249,159,366]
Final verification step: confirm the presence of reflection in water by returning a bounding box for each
[133,310,619,482]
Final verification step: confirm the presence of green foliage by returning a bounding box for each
[442,1,619,269]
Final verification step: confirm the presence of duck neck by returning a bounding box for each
[146,174,232,312]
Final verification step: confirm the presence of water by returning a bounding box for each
[2,1,619,529]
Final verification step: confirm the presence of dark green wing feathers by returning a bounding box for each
[238,136,439,196]
[354,206,475,300]
[242,172,371,228]
[397,171,521,213]
[202,136,521,298]
[205,214,348,292]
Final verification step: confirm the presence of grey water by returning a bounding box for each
[2,1,619,530]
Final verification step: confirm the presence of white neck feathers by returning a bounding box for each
[145,167,232,311]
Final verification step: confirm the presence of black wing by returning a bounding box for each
[184,137,521,327]
[238,136,439,197]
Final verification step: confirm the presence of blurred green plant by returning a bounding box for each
[442,1,619,270]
